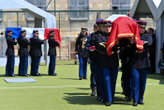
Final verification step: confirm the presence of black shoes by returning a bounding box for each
[31,73,40,76]
[105,102,112,106]
[18,74,29,77]
[49,73,57,76]
[125,97,132,102]
[6,74,15,77]
[91,88,96,96]
[138,101,144,105]
[133,102,138,106]
[79,77,87,80]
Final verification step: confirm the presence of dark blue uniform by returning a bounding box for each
[92,31,119,104]
[119,39,133,100]
[75,33,88,79]
[18,36,30,76]
[131,34,152,105]
[48,36,59,76]
[29,37,44,76]
[85,33,96,95]
[5,36,17,76]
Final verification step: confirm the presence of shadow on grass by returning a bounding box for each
[115,92,123,95]
[148,74,164,85]
[64,92,132,105]
[113,96,132,105]
[77,88,90,90]
[64,93,89,95]
[60,78,79,80]
[64,94,100,105]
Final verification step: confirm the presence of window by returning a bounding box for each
[25,0,46,9]
[111,0,131,10]
[68,0,89,20]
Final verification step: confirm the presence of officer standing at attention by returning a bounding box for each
[5,30,17,77]
[48,30,59,76]
[18,30,30,76]
[30,30,44,76]
[75,28,88,80]
[85,24,97,96]
[131,21,152,106]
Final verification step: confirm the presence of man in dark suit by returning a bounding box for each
[18,30,30,76]
[48,30,59,76]
[30,30,44,76]
[5,30,17,77]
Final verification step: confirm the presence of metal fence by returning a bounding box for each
[0,10,130,59]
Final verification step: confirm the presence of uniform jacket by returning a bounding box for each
[131,34,152,69]
[6,36,17,56]
[18,37,30,56]
[29,37,44,57]
[75,33,88,58]
[92,31,119,69]
[48,36,59,56]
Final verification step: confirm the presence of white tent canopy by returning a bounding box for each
[0,0,56,28]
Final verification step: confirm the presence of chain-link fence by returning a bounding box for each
[0,10,134,59]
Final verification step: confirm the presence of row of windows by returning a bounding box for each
[68,0,131,19]
[25,0,46,9]
[24,0,131,20]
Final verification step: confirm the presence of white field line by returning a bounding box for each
[0,83,162,90]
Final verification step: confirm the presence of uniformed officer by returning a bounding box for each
[75,28,88,80]
[90,19,105,103]
[5,30,17,77]
[18,30,30,76]
[131,21,152,106]
[119,39,133,101]
[85,24,97,96]
[30,30,44,76]
[92,20,119,106]
[48,30,59,76]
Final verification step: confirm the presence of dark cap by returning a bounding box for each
[103,20,112,26]
[20,30,26,34]
[81,27,88,31]
[33,30,38,34]
[49,30,55,34]
[6,30,12,34]
[96,19,104,26]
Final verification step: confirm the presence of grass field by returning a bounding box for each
[0,61,164,110]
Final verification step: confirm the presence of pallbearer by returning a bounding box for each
[5,30,17,77]
[85,24,97,96]
[18,30,30,76]
[48,30,59,76]
[131,20,152,106]
[30,30,44,76]
[119,38,133,101]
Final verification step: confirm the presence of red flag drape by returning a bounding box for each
[44,28,61,47]
[106,17,144,55]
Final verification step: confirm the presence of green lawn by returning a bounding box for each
[0,61,164,110]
